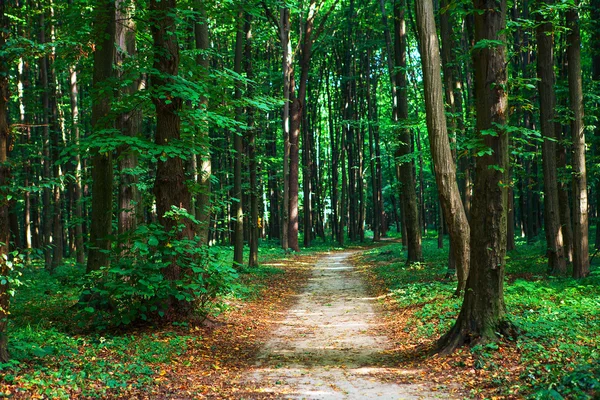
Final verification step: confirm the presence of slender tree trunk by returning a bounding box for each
[86,0,116,273]
[395,0,422,262]
[281,8,291,250]
[566,2,589,278]
[116,0,142,239]
[438,0,512,354]
[232,9,245,267]
[245,14,259,268]
[591,0,600,251]
[38,13,53,270]
[415,0,470,294]
[68,68,85,264]
[0,0,11,362]
[536,0,566,274]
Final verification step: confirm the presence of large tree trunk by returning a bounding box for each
[394,0,422,262]
[0,0,11,362]
[150,0,195,310]
[438,0,513,354]
[536,0,566,274]
[415,0,470,294]
[566,2,590,278]
[232,9,245,267]
[86,0,116,273]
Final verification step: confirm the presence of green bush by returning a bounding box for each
[79,210,238,328]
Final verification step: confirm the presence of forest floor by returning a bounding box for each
[2,238,599,399]
[246,249,457,399]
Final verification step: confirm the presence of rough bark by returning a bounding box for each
[86,0,116,273]
[150,0,195,295]
[438,0,513,354]
[415,0,470,294]
[536,0,566,274]
[566,2,590,278]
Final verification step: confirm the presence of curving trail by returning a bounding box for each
[248,250,455,399]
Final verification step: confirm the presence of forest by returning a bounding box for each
[0,0,599,397]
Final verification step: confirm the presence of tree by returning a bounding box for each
[438,0,513,353]
[149,0,195,314]
[566,1,589,278]
[232,7,245,268]
[86,0,116,273]
[0,0,11,363]
[535,0,565,274]
[414,0,470,294]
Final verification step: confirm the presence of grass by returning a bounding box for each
[359,235,600,399]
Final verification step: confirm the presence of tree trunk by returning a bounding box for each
[395,0,422,262]
[116,0,142,239]
[245,14,259,268]
[536,0,566,274]
[415,0,470,293]
[150,0,195,311]
[566,2,590,278]
[591,0,600,251]
[281,7,291,250]
[438,0,513,354]
[232,9,245,267]
[38,13,53,270]
[0,0,11,362]
[86,0,116,273]
[68,68,85,264]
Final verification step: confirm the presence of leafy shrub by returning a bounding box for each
[79,210,238,328]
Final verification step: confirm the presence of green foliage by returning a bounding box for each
[78,217,238,328]
[365,240,600,398]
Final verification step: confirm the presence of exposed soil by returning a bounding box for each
[247,250,458,399]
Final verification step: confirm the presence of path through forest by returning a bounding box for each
[248,250,455,399]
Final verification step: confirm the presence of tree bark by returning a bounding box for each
[68,68,85,264]
[245,14,259,268]
[150,0,195,306]
[438,0,513,354]
[281,7,291,250]
[536,0,566,274]
[0,0,11,362]
[566,2,590,278]
[116,0,142,239]
[394,0,422,262]
[86,0,116,273]
[415,0,470,294]
[232,8,245,267]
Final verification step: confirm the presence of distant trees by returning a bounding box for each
[0,0,597,359]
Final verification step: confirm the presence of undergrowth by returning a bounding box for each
[361,236,600,399]
[0,242,292,398]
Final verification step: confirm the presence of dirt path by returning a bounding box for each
[248,250,455,399]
